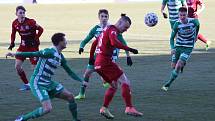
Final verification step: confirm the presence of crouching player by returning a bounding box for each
[161,7,200,91]
[89,14,143,119]
[6,33,85,121]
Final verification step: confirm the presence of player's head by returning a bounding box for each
[116,13,131,33]
[179,7,188,21]
[16,6,26,19]
[51,33,67,49]
[98,9,109,26]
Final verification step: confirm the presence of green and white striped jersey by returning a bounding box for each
[16,47,83,86]
[170,18,200,49]
[162,0,186,21]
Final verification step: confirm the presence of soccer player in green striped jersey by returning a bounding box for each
[161,7,200,91]
[75,9,132,100]
[6,33,85,121]
[161,0,187,29]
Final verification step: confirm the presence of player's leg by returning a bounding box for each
[29,56,38,69]
[100,82,117,119]
[15,80,53,121]
[15,58,30,91]
[162,48,180,91]
[118,73,143,116]
[197,33,211,50]
[75,65,95,100]
[162,48,191,91]
[55,88,80,121]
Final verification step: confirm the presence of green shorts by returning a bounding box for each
[30,76,64,102]
[171,46,193,63]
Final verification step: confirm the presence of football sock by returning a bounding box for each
[121,83,132,107]
[165,69,178,87]
[79,85,86,95]
[197,34,207,44]
[18,70,29,84]
[68,100,78,121]
[103,87,117,107]
[23,107,44,120]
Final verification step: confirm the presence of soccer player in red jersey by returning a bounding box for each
[8,6,44,90]
[187,0,211,50]
[89,14,143,119]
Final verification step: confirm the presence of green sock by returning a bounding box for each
[165,70,178,87]
[80,85,86,95]
[79,77,89,95]
[23,107,44,120]
[68,100,78,121]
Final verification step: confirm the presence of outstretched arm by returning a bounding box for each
[6,48,54,58]
[170,22,178,50]
[161,0,168,18]
[61,56,83,82]
[89,39,98,65]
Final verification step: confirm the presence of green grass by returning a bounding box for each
[0,2,215,121]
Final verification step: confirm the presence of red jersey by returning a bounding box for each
[11,17,43,48]
[90,25,130,66]
[187,0,203,18]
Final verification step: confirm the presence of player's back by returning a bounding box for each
[95,25,118,63]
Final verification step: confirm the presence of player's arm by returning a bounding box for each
[79,26,97,54]
[117,34,133,66]
[31,19,44,46]
[196,0,205,15]
[6,48,54,58]
[89,39,98,65]
[161,0,168,19]
[61,55,83,82]
[170,22,178,53]
[194,19,200,39]
[109,29,138,54]
[8,22,17,50]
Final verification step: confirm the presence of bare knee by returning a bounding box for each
[67,93,75,102]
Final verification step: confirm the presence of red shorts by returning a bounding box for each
[95,61,123,84]
[16,46,39,65]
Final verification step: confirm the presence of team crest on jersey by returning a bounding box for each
[25,25,30,30]
[20,26,25,31]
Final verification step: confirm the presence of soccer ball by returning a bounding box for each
[144,13,158,27]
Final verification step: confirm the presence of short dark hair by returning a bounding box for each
[16,5,26,12]
[179,6,187,13]
[98,9,109,16]
[121,13,132,25]
[51,33,65,46]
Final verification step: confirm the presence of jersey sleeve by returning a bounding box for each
[162,0,168,5]
[10,21,17,44]
[61,55,83,82]
[89,39,98,60]
[170,22,179,49]
[108,28,130,51]
[193,19,200,36]
[117,34,127,46]
[15,48,54,58]
[80,25,97,48]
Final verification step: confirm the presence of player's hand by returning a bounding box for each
[8,43,15,50]
[128,48,138,54]
[127,57,133,66]
[5,52,15,59]
[162,12,168,19]
[88,58,95,65]
[79,48,84,54]
[171,49,176,55]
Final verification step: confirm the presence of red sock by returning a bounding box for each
[121,84,132,107]
[18,71,29,84]
[197,34,207,44]
[103,87,117,107]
